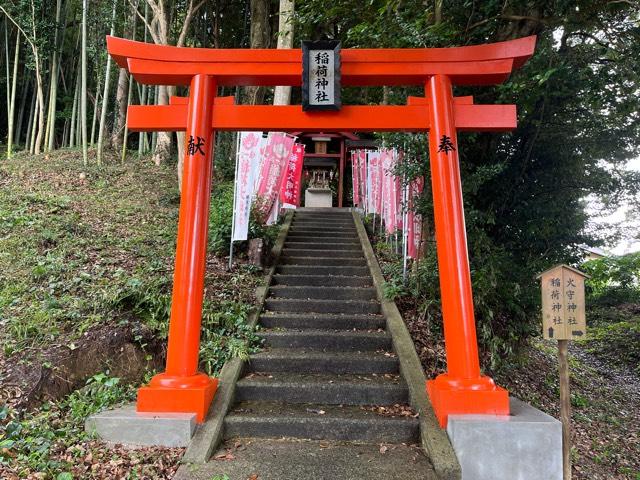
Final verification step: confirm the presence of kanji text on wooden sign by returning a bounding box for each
[538,265,589,340]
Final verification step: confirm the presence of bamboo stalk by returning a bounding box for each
[25,90,36,152]
[7,31,20,158]
[45,0,64,152]
[70,70,80,148]
[81,0,88,164]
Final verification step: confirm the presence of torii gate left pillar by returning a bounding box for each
[107,35,535,427]
[136,74,218,422]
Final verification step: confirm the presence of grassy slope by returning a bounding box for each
[0,150,261,363]
[0,150,180,354]
[0,150,264,478]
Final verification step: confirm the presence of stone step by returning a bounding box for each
[259,330,391,350]
[294,211,353,216]
[259,313,386,330]
[224,402,419,443]
[290,224,356,231]
[272,274,372,287]
[276,265,370,276]
[287,228,359,237]
[269,286,376,301]
[293,216,354,222]
[284,241,362,250]
[235,373,408,405]
[292,216,353,222]
[280,256,367,266]
[284,237,361,245]
[291,219,355,228]
[282,249,364,258]
[248,349,398,375]
[264,298,380,314]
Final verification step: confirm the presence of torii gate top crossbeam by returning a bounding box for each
[107,36,536,87]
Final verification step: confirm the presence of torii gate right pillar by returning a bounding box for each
[425,74,509,427]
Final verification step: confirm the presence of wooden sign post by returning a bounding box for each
[537,265,589,480]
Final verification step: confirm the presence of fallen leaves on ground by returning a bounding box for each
[363,404,418,418]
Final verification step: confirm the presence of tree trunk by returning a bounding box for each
[112,67,129,153]
[25,90,36,150]
[152,86,171,165]
[118,0,140,161]
[138,2,149,157]
[243,0,271,105]
[151,85,158,152]
[96,0,118,165]
[90,77,101,145]
[7,31,20,158]
[4,19,10,129]
[434,0,443,25]
[273,0,294,106]
[45,0,64,152]
[70,71,80,148]
[14,70,28,147]
[81,0,88,164]
[137,0,204,166]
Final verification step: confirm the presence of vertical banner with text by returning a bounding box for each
[280,143,305,208]
[367,150,382,215]
[351,151,360,207]
[232,132,263,241]
[381,148,399,234]
[358,150,367,211]
[255,132,295,222]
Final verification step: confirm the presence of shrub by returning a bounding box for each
[582,252,640,307]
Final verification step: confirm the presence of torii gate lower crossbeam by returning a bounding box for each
[108,35,536,427]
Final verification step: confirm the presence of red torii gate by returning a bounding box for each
[107,35,536,427]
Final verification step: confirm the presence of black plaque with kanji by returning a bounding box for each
[302,40,341,111]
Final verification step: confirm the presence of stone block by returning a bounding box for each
[447,397,562,480]
[305,188,333,208]
[85,404,197,447]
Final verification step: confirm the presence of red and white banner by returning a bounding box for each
[280,143,305,208]
[255,132,295,221]
[358,150,367,210]
[351,150,360,207]
[395,174,403,230]
[381,148,400,234]
[232,132,263,241]
[367,150,383,214]
[407,176,424,259]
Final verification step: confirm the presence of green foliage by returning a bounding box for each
[575,255,640,376]
[0,373,133,476]
[207,182,281,256]
[582,253,640,306]
[299,0,640,364]
[199,300,262,376]
[208,182,235,255]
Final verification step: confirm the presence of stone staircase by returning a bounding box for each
[225,209,420,443]
[177,208,441,480]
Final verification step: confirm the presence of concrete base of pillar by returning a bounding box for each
[446,397,562,480]
[85,404,197,447]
